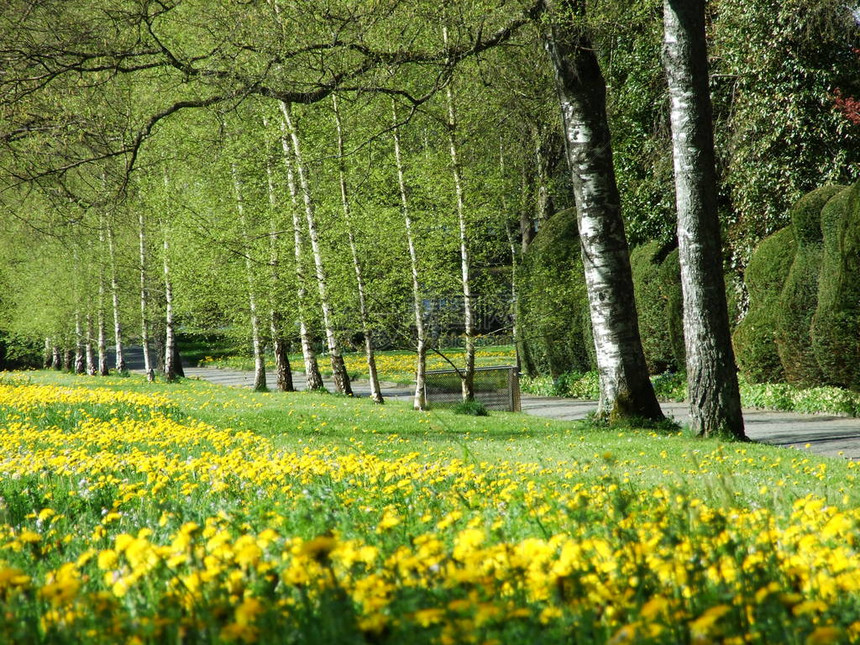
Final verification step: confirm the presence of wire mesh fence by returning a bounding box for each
[424,366,521,412]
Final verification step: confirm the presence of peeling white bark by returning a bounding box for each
[262,123,295,393]
[663,0,745,438]
[106,222,125,373]
[392,99,427,411]
[277,109,324,391]
[541,1,663,421]
[138,210,154,382]
[231,162,267,392]
[333,95,383,403]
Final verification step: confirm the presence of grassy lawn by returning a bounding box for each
[0,370,858,643]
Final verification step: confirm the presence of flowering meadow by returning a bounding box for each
[1,372,860,643]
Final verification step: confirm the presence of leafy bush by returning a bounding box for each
[738,377,860,417]
[452,400,489,416]
[651,371,687,402]
[733,226,796,383]
[812,181,860,390]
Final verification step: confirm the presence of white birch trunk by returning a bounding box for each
[162,221,177,382]
[280,101,352,396]
[85,313,96,375]
[263,123,295,392]
[278,110,324,391]
[107,221,126,373]
[541,1,663,421]
[333,94,383,403]
[663,0,745,438]
[138,210,154,382]
[97,218,108,376]
[443,27,476,402]
[392,99,428,411]
[231,162,268,392]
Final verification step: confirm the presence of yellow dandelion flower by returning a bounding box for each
[412,607,445,627]
[806,626,843,645]
[689,604,731,637]
[97,550,118,570]
[793,600,828,616]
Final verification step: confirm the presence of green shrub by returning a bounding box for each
[452,400,489,416]
[651,370,687,402]
[812,181,860,390]
[518,209,594,377]
[631,241,679,374]
[733,226,796,383]
[775,185,845,386]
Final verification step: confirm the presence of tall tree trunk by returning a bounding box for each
[520,163,537,253]
[333,94,383,403]
[540,0,663,422]
[392,99,428,411]
[231,162,268,392]
[97,217,109,376]
[263,122,295,393]
[280,101,352,396]
[277,110,324,391]
[85,313,96,375]
[162,221,178,382]
[107,220,126,373]
[74,311,85,374]
[663,0,745,439]
[443,27,476,403]
[43,337,51,369]
[51,344,62,370]
[138,210,155,382]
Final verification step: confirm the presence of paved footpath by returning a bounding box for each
[182,366,860,461]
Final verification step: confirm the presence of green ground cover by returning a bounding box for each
[0,370,858,643]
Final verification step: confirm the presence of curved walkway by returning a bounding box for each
[178,365,860,461]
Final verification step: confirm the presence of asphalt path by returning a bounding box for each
[172,364,860,462]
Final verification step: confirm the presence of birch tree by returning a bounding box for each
[276,112,324,392]
[280,101,353,396]
[391,101,429,410]
[442,63,476,403]
[262,120,295,393]
[106,216,126,373]
[663,0,745,439]
[231,161,268,392]
[137,207,155,382]
[540,0,664,422]
[332,94,383,403]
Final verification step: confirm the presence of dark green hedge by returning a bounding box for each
[774,185,845,386]
[812,182,860,390]
[631,241,682,374]
[733,226,796,383]
[518,208,594,377]
[660,249,686,372]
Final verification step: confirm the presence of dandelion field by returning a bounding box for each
[1,372,860,643]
